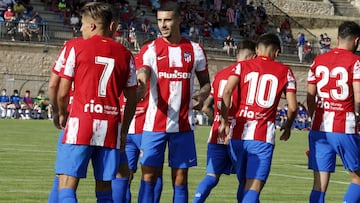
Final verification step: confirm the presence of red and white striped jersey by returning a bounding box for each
[51,37,83,75]
[231,56,297,144]
[60,35,137,148]
[137,37,208,133]
[308,48,360,133]
[208,65,240,144]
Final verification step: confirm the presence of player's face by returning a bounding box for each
[80,15,93,39]
[157,10,180,39]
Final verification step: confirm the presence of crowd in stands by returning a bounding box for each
[0,88,52,119]
[0,0,44,41]
[276,102,311,131]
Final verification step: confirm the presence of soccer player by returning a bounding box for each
[56,2,138,202]
[47,36,83,203]
[307,21,360,203]
[220,33,298,203]
[193,40,256,203]
[112,52,164,203]
[136,2,211,202]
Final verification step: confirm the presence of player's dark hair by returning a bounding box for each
[158,1,180,17]
[81,2,118,31]
[338,21,360,39]
[257,33,281,52]
[238,39,256,52]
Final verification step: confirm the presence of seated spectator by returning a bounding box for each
[222,34,237,56]
[13,0,25,18]
[33,90,51,119]
[128,26,140,51]
[0,88,10,118]
[8,89,21,119]
[20,90,34,119]
[22,16,42,41]
[69,12,80,36]
[114,23,126,46]
[4,6,16,41]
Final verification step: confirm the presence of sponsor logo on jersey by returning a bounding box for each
[238,106,266,119]
[158,70,192,79]
[84,99,118,115]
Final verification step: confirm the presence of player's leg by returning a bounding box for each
[48,130,64,203]
[139,131,168,203]
[308,131,335,203]
[57,144,94,202]
[327,132,360,203]
[112,152,129,203]
[154,166,163,203]
[169,131,197,203]
[242,140,274,203]
[93,147,121,203]
[113,133,141,203]
[193,143,232,203]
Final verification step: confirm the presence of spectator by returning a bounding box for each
[128,26,140,51]
[0,88,10,118]
[225,5,235,32]
[323,32,331,52]
[20,90,34,119]
[280,15,292,39]
[22,17,41,41]
[297,32,306,63]
[13,0,25,18]
[69,12,80,36]
[223,33,237,56]
[4,6,16,41]
[57,0,66,21]
[0,0,8,17]
[304,40,314,63]
[8,89,21,118]
[188,21,199,41]
[319,34,327,54]
[33,90,51,119]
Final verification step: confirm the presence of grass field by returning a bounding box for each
[0,119,350,202]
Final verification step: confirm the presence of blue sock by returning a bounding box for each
[343,183,360,203]
[126,183,131,203]
[112,178,129,203]
[310,190,325,203]
[193,175,219,203]
[58,188,77,203]
[174,184,188,203]
[48,176,59,203]
[96,190,112,203]
[242,190,259,203]
[154,177,163,203]
[237,183,244,202]
[139,180,155,203]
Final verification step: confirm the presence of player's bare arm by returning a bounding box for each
[220,75,239,138]
[57,77,71,129]
[353,81,360,128]
[121,87,137,151]
[48,73,61,129]
[280,91,297,141]
[202,96,214,118]
[193,71,211,110]
[307,83,317,118]
[136,67,150,101]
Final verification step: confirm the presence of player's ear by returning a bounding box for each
[274,48,280,58]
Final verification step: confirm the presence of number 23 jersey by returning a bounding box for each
[308,48,360,133]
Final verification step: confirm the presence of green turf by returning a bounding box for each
[0,120,349,202]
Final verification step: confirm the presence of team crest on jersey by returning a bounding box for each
[184,52,192,63]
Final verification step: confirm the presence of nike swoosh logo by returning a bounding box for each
[189,159,196,163]
[157,56,167,60]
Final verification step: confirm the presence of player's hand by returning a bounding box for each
[59,113,68,129]
[120,132,127,152]
[52,112,61,129]
[136,79,146,102]
[279,127,291,141]
[219,121,230,145]
[192,94,204,110]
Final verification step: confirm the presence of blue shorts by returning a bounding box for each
[126,133,142,171]
[229,140,274,182]
[54,130,65,171]
[308,130,360,172]
[56,143,120,181]
[206,143,233,175]
[140,131,197,168]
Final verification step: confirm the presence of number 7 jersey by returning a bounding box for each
[230,56,296,144]
[308,48,360,133]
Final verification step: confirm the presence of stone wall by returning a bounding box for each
[265,0,335,16]
[0,42,309,103]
